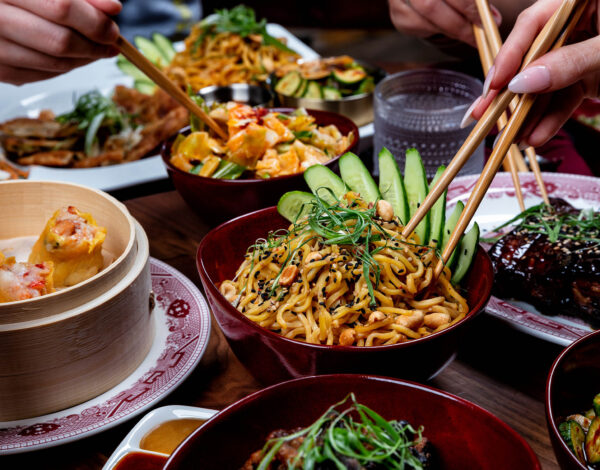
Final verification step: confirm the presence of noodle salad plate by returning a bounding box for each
[447,172,598,346]
[0,258,211,454]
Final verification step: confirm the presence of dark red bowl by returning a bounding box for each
[197,206,494,385]
[546,330,600,469]
[161,108,359,222]
[165,374,540,469]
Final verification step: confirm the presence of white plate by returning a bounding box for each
[0,24,320,192]
[102,405,218,470]
[448,172,598,346]
[0,258,211,454]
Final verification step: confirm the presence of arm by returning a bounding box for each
[0,0,122,85]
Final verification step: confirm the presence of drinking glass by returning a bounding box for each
[373,69,483,179]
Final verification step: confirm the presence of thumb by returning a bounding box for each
[507,36,600,94]
[86,0,122,17]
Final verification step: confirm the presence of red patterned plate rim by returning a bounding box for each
[448,172,598,346]
[0,257,211,454]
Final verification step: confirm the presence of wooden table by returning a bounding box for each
[0,190,564,469]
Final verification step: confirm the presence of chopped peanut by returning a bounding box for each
[395,311,424,330]
[339,328,356,346]
[279,265,299,286]
[368,311,386,324]
[376,200,394,221]
[220,281,237,303]
[424,312,451,329]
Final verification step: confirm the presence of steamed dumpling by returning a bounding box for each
[0,251,55,303]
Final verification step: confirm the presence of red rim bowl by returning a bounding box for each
[196,206,494,385]
[546,329,600,469]
[161,108,359,222]
[165,374,541,469]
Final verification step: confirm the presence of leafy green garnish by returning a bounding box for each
[56,90,132,156]
[212,160,245,179]
[293,130,313,140]
[257,394,427,470]
[193,5,297,54]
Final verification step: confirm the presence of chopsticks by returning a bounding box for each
[473,24,527,211]
[474,0,551,206]
[401,0,583,241]
[430,0,589,279]
[116,35,228,141]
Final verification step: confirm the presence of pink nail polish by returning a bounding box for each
[483,65,495,98]
[508,66,551,94]
[460,96,481,129]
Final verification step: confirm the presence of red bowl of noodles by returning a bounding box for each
[161,108,358,222]
[165,374,540,469]
[196,206,494,385]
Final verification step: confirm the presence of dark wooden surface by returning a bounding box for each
[1,189,564,469]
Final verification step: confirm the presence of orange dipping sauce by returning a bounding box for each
[114,451,167,470]
[139,418,206,455]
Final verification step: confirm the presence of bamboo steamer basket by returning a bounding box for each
[0,181,153,420]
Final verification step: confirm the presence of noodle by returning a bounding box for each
[221,193,470,346]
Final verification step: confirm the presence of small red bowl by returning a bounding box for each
[197,206,494,385]
[165,374,540,469]
[161,108,359,222]
[546,330,600,469]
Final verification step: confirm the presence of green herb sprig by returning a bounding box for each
[256,393,427,470]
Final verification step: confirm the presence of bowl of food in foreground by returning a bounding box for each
[197,162,493,383]
[546,329,600,469]
[0,180,152,420]
[165,374,540,469]
[274,56,386,127]
[161,104,358,221]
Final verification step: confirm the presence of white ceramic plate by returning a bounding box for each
[0,24,321,191]
[0,258,211,454]
[102,405,218,470]
[448,172,598,346]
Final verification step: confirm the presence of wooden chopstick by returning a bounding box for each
[475,0,551,206]
[432,0,589,279]
[473,24,526,211]
[116,35,228,141]
[401,0,581,239]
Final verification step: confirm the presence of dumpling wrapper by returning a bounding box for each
[29,206,107,287]
[0,251,55,303]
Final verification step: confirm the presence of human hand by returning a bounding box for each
[388,0,502,47]
[0,0,122,85]
[466,0,600,147]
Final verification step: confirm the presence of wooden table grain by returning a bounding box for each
[1,190,563,469]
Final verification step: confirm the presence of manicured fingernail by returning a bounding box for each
[483,65,495,98]
[460,96,481,129]
[518,141,529,151]
[490,5,502,25]
[509,65,551,94]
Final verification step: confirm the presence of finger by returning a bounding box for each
[0,37,92,73]
[410,0,476,46]
[5,0,119,44]
[86,0,122,16]
[0,64,58,85]
[389,2,441,38]
[0,3,113,59]
[524,85,585,147]
[512,93,553,144]
[491,0,562,91]
[446,0,485,26]
[508,36,600,95]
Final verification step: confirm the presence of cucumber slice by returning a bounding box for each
[443,201,464,269]
[333,68,367,84]
[278,191,316,222]
[586,416,600,464]
[560,420,587,465]
[134,36,165,66]
[323,86,342,100]
[428,166,447,247]
[378,148,408,224]
[594,393,600,416]
[404,148,429,244]
[116,55,150,82]
[275,71,303,96]
[356,77,375,95]
[304,164,347,205]
[339,152,379,204]
[451,222,479,285]
[294,78,308,98]
[134,79,156,95]
[152,33,176,63]
[303,81,322,99]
